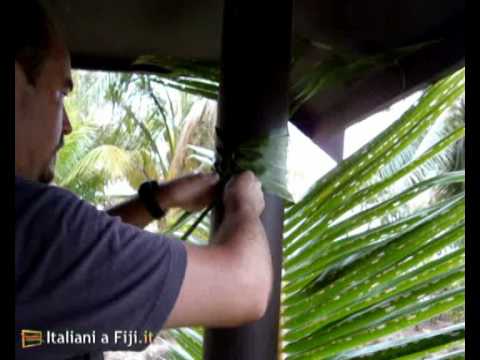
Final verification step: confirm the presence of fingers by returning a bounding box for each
[224,171,265,216]
[225,171,260,191]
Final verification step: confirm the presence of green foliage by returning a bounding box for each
[58,71,216,213]
[59,45,465,358]
[165,69,465,358]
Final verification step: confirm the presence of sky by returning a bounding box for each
[286,90,423,202]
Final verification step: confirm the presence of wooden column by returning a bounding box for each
[203,0,293,359]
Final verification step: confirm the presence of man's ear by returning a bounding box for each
[15,61,37,99]
[15,62,30,89]
[15,62,34,118]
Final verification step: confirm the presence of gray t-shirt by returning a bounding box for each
[15,176,187,360]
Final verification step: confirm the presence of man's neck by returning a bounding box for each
[15,154,39,183]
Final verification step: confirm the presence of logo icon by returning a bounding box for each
[21,330,43,348]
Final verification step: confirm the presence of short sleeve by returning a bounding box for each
[15,177,187,359]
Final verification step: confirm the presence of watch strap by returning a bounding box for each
[138,181,166,219]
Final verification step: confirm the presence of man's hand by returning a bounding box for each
[223,171,265,217]
[157,173,220,212]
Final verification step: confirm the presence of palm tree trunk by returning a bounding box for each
[203,0,293,359]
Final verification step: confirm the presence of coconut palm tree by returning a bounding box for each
[57,71,217,229]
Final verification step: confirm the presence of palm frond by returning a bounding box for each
[59,55,464,359]
[165,328,204,360]
[168,100,209,179]
[59,145,137,188]
[159,69,465,359]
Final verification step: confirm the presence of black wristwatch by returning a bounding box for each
[138,181,167,219]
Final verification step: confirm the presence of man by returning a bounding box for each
[15,2,272,359]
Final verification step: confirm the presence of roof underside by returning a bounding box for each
[44,0,465,160]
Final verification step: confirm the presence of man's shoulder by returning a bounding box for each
[15,176,85,212]
[15,176,76,197]
[15,176,104,244]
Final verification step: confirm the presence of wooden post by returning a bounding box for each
[203,0,293,359]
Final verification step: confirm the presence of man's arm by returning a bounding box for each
[164,171,273,328]
[107,173,219,228]
[111,171,273,328]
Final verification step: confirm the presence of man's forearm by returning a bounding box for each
[106,174,218,228]
[165,207,272,328]
[107,196,156,228]
[107,181,176,228]
[214,208,271,276]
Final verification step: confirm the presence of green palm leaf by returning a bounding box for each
[59,49,465,359]
[334,322,464,360]
[162,69,465,359]
[59,144,138,187]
